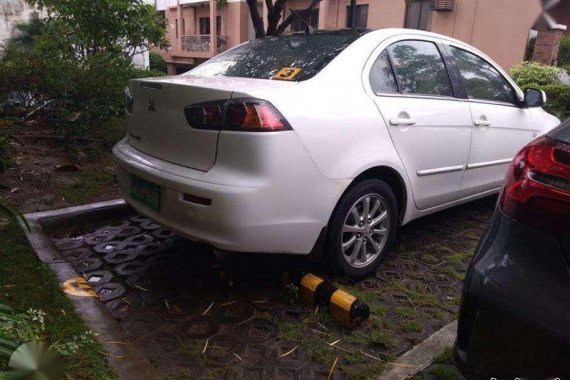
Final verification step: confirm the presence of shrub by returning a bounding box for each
[0,34,165,140]
[149,52,167,73]
[559,35,570,67]
[0,1,168,142]
[542,85,570,120]
[511,62,562,89]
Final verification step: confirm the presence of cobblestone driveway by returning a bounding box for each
[49,196,495,379]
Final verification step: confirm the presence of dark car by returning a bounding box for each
[455,120,570,379]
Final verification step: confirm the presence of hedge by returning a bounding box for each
[541,85,570,121]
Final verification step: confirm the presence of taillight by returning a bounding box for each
[500,136,570,233]
[124,86,134,113]
[184,98,290,132]
[184,103,222,130]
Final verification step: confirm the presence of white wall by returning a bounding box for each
[0,0,37,46]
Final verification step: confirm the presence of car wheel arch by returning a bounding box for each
[329,166,407,226]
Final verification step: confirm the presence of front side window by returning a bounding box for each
[369,50,398,94]
[386,40,453,97]
[450,47,516,104]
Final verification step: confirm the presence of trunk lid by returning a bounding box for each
[126,76,296,171]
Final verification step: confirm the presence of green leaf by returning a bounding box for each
[0,338,19,351]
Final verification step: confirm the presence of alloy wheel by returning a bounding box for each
[340,193,391,268]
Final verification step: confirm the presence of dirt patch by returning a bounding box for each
[0,122,120,214]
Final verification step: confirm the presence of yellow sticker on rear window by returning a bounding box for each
[274,67,302,81]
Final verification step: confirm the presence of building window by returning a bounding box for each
[346,4,368,28]
[199,17,209,35]
[175,19,179,38]
[291,9,319,32]
[182,18,186,36]
[199,16,222,35]
[405,0,432,31]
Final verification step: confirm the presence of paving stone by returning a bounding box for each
[114,260,150,277]
[54,239,84,251]
[103,249,140,265]
[84,229,119,245]
[177,317,221,339]
[135,241,165,257]
[105,294,144,320]
[60,247,92,261]
[83,270,114,286]
[151,227,175,240]
[72,257,103,273]
[115,225,142,238]
[47,196,496,379]
[94,282,126,302]
[204,334,241,365]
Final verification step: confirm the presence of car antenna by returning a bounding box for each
[289,8,315,35]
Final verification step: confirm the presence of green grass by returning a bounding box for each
[434,347,454,364]
[440,267,466,282]
[344,330,367,345]
[428,364,460,380]
[419,254,439,264]
[368,330,395,348]
[57,169,114,205]
[400,320,422,333]
[341,362,385,380]
[0,222,117,379]
[277,321,306,342]
[395,306,417,319]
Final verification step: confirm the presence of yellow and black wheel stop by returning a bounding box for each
[283,272,370,327]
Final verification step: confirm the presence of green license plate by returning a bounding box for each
[130,175,161,212]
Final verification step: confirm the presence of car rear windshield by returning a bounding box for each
[549,120,570,144]
[186,32,364,81]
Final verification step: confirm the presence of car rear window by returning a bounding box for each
[186,31,364,81]
[549,120,570,144]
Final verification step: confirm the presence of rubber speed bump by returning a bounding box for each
[283,272,369,327]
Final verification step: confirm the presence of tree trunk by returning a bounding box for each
[245,0,265,38]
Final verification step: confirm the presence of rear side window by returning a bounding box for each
[386,40,453,97]
[369,51,398,94]
[187,32,363,81]
[450,47,516,104]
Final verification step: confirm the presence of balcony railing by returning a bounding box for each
[181,35,227,53]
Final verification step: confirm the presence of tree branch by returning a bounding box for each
[274,0,320,35]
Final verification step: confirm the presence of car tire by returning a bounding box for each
[326,179,398,279]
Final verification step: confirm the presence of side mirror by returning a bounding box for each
[524,88,547,108]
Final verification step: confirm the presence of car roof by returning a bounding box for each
[284,28,472,49]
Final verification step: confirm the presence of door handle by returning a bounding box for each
[474,118,491,127]
[389,117,416,126]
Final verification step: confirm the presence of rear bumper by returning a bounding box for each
[112,134,348,254]
[455,208,570,378]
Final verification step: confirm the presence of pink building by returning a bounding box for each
[156,0,562,74]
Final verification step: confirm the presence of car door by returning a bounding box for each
[366,38,473,210]
[447,46,537,198]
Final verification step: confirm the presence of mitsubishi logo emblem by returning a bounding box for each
[147,97,156,112]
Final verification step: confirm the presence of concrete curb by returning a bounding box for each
[23,200,161,380]
[377,320,458,380]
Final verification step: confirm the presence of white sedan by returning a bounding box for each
[113,28,560,278]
